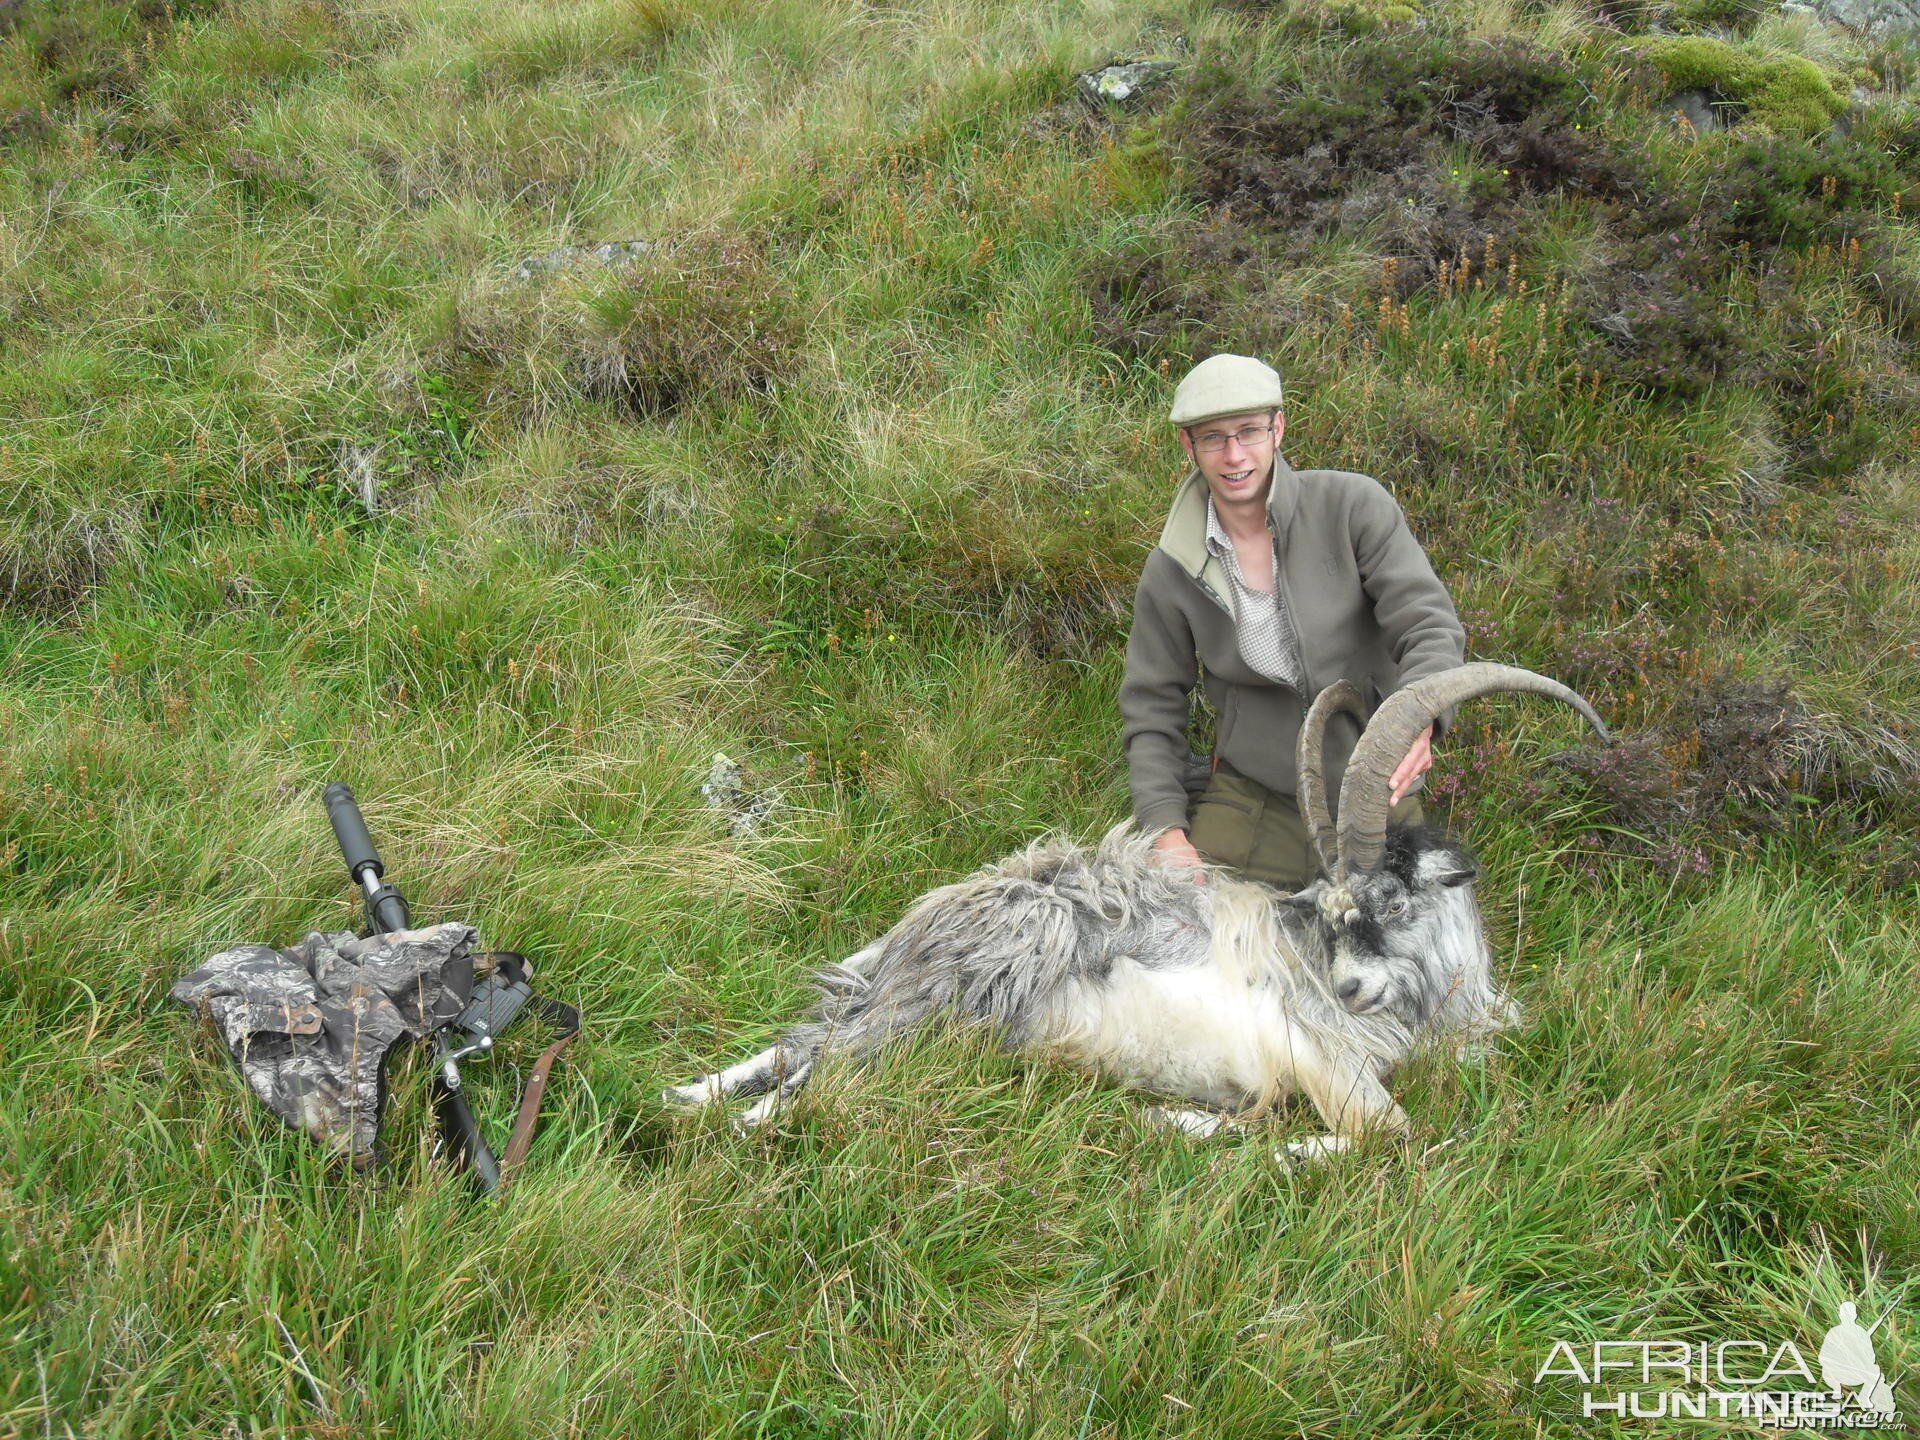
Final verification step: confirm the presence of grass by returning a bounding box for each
[3,0,1919,1433]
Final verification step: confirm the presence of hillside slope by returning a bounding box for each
[3,0,1917,1433]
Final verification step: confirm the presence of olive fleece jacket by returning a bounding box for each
[1120,457,1467,835]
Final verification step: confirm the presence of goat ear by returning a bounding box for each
[1415,849,1478,888]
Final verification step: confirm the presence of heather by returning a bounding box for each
[3,0,1917,1433]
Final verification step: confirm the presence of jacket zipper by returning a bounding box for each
[1195,539,1315,700]
[1272,531,1315,697]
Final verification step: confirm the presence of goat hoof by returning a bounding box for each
[733,1094,784,1133]
[661,1078,719,1109]
[1276,1134,1351,1170]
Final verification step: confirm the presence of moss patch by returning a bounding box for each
[1644,36,1847,137]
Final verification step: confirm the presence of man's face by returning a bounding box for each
[1179,409,1284,511]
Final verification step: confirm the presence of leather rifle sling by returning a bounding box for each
[499,996,580,1186]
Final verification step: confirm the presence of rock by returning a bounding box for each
[1808,0,1920,37]
[700,752,783,836]
[1667,88,1723,137]
[700,753,744,810]
[1077,59,1177,106]
[508,240,653,284]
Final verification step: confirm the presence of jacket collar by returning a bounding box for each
[1156,455,1303,590]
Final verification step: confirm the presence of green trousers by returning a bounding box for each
[1186,762,1426,891]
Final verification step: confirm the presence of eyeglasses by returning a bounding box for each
[1190,423,1274,454]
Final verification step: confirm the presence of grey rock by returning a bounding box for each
[1077,59,1178,106]
[700,752,784,836]
[1810,0,1920,36]
[1667,88,1723,137]
[701,752,745,810]
[729,788,784,836]
[509,239,653,284]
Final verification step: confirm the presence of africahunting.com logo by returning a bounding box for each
[1533,1299,1901,1428]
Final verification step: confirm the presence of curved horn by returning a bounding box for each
[1297,679,1367,879]
[1337,662,1612,876]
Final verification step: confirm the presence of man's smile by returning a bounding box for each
[1213,465,1263,497]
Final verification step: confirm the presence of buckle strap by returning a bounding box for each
[498,996,581,1188]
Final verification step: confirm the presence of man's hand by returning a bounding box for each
[1389,724,1435,806]
[1153,828,1207,884]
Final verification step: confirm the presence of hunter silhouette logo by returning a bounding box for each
[1533,1297,1902,1428]
[1820,1302,1899,1419]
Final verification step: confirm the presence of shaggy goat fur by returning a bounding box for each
[665,823,1514,1159]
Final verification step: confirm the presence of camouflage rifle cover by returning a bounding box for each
[171,923,478,1165]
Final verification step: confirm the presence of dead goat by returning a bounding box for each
[664,664,1608,1162]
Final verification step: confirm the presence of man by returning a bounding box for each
[1119,354,1466,888]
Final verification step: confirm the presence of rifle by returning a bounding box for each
[324,781,578,1195]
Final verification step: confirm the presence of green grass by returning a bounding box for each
[4,0,1919,1433]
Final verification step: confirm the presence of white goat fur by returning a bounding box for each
[665,823,1516,1159]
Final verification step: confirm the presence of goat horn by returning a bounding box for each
[1336,662,1612,876]
[1297,679,1366,880]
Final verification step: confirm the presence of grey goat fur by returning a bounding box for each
[665,664,1609,1160]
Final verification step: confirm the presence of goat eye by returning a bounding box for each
[1387,899,1408,917]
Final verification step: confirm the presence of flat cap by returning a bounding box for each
[1168,354,1285,427]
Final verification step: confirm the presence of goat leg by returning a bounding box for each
[662,1046,784,1108]
[734,1058,815,1131]
[662,940,887,1109]
[1284,1047,1409,1166]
